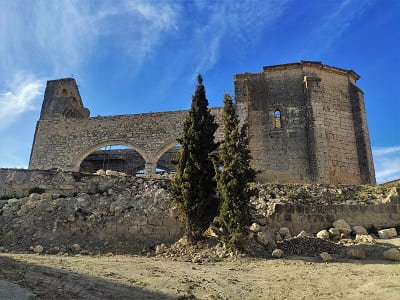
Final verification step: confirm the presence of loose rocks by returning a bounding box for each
[256,231,271,247]
[352,226,368,235]
[272,249,283,258]
[328,228,340,237]
[383,248,400,261]
[40,193,52,201]
[96,169,106,175]
[347,249,366,260]
[316,230,330,240]
[279,227,291,239]
[29,193,41,201]
[156,243,167,255]
[33,245,44,254]
[378,228,397,239]
[296,230,309,238]
[70,244,81,252]
[249,223,261,233]
[354,234,375,244]
[319,252,332,262]
[332,219,352,236]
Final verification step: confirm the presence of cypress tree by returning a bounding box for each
[169,74,219,242]
[213,93,256,248]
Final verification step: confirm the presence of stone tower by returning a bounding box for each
[234,61,375,184]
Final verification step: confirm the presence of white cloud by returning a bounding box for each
[0,0,181,129]
[192,0,291,74]
[304,0,372,56]
[0,73,44,131]
[93,0,180,65]
[373,145,400,184]
[0,0,180,76]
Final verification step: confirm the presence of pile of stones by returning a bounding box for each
[247,218,400,261]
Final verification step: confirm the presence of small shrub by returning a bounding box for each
[210,256,224,263]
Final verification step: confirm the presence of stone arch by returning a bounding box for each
[74,140,148,173]
[154,139,181,173]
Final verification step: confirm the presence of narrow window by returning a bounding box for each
[274,109,281,128]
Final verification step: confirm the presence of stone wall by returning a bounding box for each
[0,168,122,198]
[0,169,182,254]
[29,61,375,184]
[0,169,397,255]
[264,203,400,235]
[30,106,223,175]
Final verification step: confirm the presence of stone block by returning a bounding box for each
[134,215,148,226]
[40,193,52,201]
[378,228,397,239]
[128,225,140,234]
[148,215,163,226]
[162,216,178,227]
[383,248,400,261]
[352,225,368,235]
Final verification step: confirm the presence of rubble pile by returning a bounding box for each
[0,174,399,261]
[0,174,180,255]
[247,217,399,261]
[277,237,345,257]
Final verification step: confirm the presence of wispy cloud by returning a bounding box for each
[0,73,44,132]
[300,0,372,57]
[94,0,180,65]
[191,0,291,74]
[0,0,180,76]
[0,0,181,131]
[373,145,400,183]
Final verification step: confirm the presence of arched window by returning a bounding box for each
[274,109,282,128]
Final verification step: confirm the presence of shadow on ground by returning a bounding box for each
[0,255,177,300]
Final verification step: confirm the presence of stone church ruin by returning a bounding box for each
[29,61,376,184]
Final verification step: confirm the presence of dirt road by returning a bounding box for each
[1,242,399,300]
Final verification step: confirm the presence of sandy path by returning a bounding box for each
[1,247,399,300]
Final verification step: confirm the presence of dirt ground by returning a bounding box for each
[1,239,399,300]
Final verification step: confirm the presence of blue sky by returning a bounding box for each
[0,0,399,183]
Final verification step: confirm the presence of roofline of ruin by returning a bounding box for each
[235,61,360,81]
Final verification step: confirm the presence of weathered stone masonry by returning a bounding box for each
[29,78,223,175]
[234,61,375,184]
[29,61,375,184]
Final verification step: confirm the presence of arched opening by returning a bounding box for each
[79,144,146,175]
[274,109,282,128]
[156,143,181,173]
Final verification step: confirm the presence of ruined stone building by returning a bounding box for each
[29,61,376,184]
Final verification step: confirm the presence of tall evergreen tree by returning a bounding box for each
[213,93,256,248]
[169,75,219,242]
